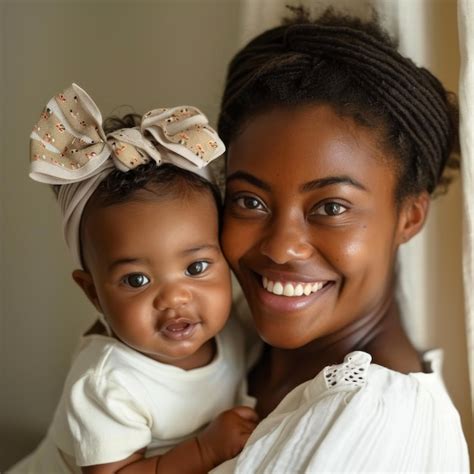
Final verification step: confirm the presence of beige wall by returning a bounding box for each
[0,0,241,468]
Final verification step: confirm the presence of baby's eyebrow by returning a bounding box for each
[181,244,220,256]
[108,258,147,272]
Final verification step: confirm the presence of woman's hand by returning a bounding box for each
[197,406,259,468]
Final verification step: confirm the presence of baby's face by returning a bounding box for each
[79,191,232,366]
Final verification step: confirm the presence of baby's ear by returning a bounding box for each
[396,191,430,245]
[72,270,102,313]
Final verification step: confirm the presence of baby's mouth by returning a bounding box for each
[262,276,328,297]
[160,318,199,340]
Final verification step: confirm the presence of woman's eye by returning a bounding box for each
[186,261,209,276]
[122,273,150,288]
[313,202,348,216]
[235,196,265,210]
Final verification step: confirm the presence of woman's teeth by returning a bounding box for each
[262,277,325,297]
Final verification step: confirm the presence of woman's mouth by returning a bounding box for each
[262,276,326,297]
[251,272,334,313]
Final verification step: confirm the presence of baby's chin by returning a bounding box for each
[130,340,202,365]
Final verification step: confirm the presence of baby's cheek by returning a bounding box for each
[202,297,229,336]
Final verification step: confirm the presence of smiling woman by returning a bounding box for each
[212,7,469,472]
[223,105,419,354]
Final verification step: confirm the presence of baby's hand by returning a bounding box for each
[197,406,259,468]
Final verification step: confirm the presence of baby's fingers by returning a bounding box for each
[231,405,260,422]
[238,417,259,435]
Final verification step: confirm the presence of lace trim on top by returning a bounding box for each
[323,351,372,389]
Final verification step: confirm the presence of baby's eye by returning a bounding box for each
[312,202,348,216]
[185,261,209,276]
[235,196,265,210]
[122,273,150,288]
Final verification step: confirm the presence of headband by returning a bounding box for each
[30,83,225,268]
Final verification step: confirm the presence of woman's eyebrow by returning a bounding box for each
[300,176,368,193]
[226,171,271,191]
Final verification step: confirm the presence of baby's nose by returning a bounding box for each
[154,283,192,311]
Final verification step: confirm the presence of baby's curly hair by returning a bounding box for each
[218,6,459,202]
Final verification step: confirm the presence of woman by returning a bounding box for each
[213,7,469,472]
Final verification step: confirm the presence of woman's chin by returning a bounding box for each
[245,283,336,348]
[260,332,312,349]
[253,317,325,349]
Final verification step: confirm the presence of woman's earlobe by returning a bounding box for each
[396,191,430,244]
[72,269,102,313]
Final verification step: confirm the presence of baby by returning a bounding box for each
[10,84,257,474]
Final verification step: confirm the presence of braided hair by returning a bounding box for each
[218,7,459,201]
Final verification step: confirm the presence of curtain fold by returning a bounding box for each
[458,0,474,420]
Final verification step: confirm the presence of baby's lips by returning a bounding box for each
[161,317,196,331]
[159,318,200,340]
[164,320,192,332]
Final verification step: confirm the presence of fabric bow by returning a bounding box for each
[29,83,225,268]
[30,83,224,183]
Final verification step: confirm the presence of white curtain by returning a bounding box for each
[458,0,474,424]
[237,0,472,457]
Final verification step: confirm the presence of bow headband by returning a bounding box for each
[30,83,225,268]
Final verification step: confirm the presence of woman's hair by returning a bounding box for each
[218,7,459,201]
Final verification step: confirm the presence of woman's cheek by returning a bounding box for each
[221,219,249,270]
[332,224,396,300]
[334,236,368,271]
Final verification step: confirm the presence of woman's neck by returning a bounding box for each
[250,290,421,417]
[276,290,396,368]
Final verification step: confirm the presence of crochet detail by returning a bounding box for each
[323,351,372,389]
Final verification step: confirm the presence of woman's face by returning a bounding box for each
[222,104,412,349]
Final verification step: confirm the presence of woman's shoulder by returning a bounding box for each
[213,350,469,473]
[319,350,450,397]
[266,350,459,420]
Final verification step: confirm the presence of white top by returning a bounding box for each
[213,350,470,473]
[10,317,246,473]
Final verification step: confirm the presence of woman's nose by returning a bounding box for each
[259,215,314,264]
[154,283,192,311]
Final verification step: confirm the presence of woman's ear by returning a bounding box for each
[396,191,430,245]
[72,270,102,313]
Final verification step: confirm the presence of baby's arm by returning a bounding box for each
[81,406,258,474]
